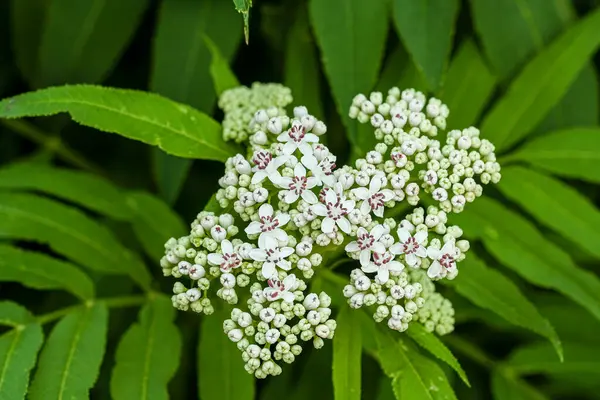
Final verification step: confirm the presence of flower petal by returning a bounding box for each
[397,228,411,243]
[304,133,319,143]
[372,242,386,254]
[427,261,442,279]
[414,230,428,244]
[279,246,295,258]
[311,203,328,216]
[278,177,294,189]
[301,190,318,204]
[388,261,404,272]
[441,240,456,255]
[371,224,387,240]
[381,189,395,201]
[360,201,371,215]
[299,142,313,155]
[263,287,280,301]
[427,246,441,260]
[377,268,390,284]
[284,190,300,204]
[359,250,371,266]
[369,176,382,192]
[352,187,370,200]
[301,154,318,169]
[345,241,360,252]
[251,171,267,185]
[416,245,427,258]
[337,217,351,234]
[325,188,337,204]
[277,259,292,270]
[207,253,224,266]
[282,292,295,304]
[261,262,277,279]
[405,253,417,266]
[373,205,384,218]
[321,217,335,233]
[276,213,290,227]
[221,239,233,254]
[272,229,289,245]
[361,263,377,273]
[389,243,404,255]
[322,175,337,187]
[306,177,319,189]
[283,141,297,155]
[249,249,267,262]
[283,274,297,289]
[259,203,274,218]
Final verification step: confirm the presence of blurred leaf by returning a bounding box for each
[480,7,600,151]
[392,0,459,91]
[454,197,600,324]
[198,308,254,400]
[0,322,44,399]
[0,85,240,161]
[377,377,396,400]
[205,36,240,96]
[150,0,241,205]
[110,296,181,400]
[536,297,600,344]
[233,0,252,44]
[333,306,362,400]
[36,0,149,86]
[309,0,388,145]
[491,369,549,400]
[0,301,35,326]
[469,0,572,80]
[440,39,496,127]
[532,64,599,135]
[504,127,600,183]
[507,341,600,375]
[0,162,132,220]
[10,0,46,86]
[126,191,187,261]
[0,244,95,300]
[29,303,108,400]
[498,166,600,259]
[406,323,469,386]
[376,48,409,92]
[0,192,151,289]
[376,330,458,400]
[447,254,561,359]
[288,346,334,400]
[284,4,324,119]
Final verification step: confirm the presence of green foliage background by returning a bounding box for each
[1,0,600,399]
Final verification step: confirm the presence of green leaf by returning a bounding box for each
[480,7,600,151]
[0,162,132,220]
[0,322,44,399]
[504,127,600,183]
[284,4,324,120]
[126,191,187,261]
[454,196,600,324]
[406,323,469,386]
[0,244,94,300]
[150,0,241,204]
[0,301,35,327]
[198,308,254,400]
[29,303,108,400]
[36,0,149,86]
[446,253,561,358]
[507,342,600,375]
[491,369,549,400]
[232,0,252,44]
[469,0,572,80]
[333,306,362,400]
[440,39,496,128]
[497,166,600,259]
[392,0,459,91]
[110,296,181,400]
[205,36,240,97]
[0,85,240,161]
[535,297,600,345]
[309,0,388,144]
[10,0,46,86]
[0,192,151,289]
[376,330,457,400]
[532,64,599,135]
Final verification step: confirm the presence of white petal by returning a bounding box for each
[388,261,404,272]
[259,203,274,218]
[345,241,360,252]
[276,213,290,227]
[283,274,297,289]
[221,239,233,254]
[336,217,351,234]
[322,175,337,187]
[369,176,382,192]
[207,253,224,266]
[359,250,370,266]
[325,189,337,204]
[380,189,395,201]
[414,230,428,244]
[277,259,292,270]
[306,177,319,189]
[245,222,262,235]
[389,243,404,255]
[304,133,319,143]
[251,171,267,184]
[427,261,442,279]
[298,142,313,155]
[397,228,411,243]
[371,224,386,240]
[278,177,294,189]
[360,201,371,215]
[294,163,307,177]
[300,154,318,169]
[311,203,328,216]
[441,240,456,255]
[405,253,417,266]
[372,242,386,254]
[277,132,290,142]
[283,141,297,155]
[352,187,370,200]
[415,245,427,258]
[373,204,384,218]
[267,170,283,185]
[272,228,289,244]
[343,199,355,211]
[249,249,267,262]
[321,217,335,233]
[279,247,295,258]
[261,262,277,279]
[264,288,280,301]
[361,263,377,273]
[284,190,300,204]
[282,292,295,303]
[301,190,318,204]
[427,246,441,260]
[377,269,390,284]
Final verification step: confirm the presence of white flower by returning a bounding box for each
[207,240,242,272]
[344,224,387,266]
[361,252,404,284]
[301,154,336,187]
[311,184,355,234]
[251,150,287,185]
[245,203,290,247]
[427,241,458,279]
[390,229,427,267]
[277,163,318,204]
[277,121,319,155]
[263,274,297,303]
[249,236,295,279]
[352,174,394,217]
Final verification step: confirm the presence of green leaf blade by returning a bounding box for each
[0,322,44,399]
[406,323,469,386]
[498,166,600,259]
[110,296,182,400]
[392,0,459,91]
[0,301,35,327]
[29,303,108,400]
[205,36,240,97]
[333,307,362,400]
[0,85,240,161]
[480,7,600,151]
[507,341,600,375]
[198,309,254,400]
[0,162,132,220]
[0,244,94,300]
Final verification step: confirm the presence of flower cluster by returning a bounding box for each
[161,83,500,378]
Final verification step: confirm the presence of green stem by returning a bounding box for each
[1,119,106,176]
[35,294,149,325]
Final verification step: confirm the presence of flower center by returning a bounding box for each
[319,158,335,175]
[260,215,279,232]
[357,233,375,250]
[289,175,308,194]
[403,237,418,254]
[368,192,386,211]
[221,253,241,271]
[439,253,455,269]
[326,196,349,220]
[253,150,273,170]
[289,124,306,142]
[373,252,392,266]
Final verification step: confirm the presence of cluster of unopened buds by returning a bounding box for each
[160,84,501,378]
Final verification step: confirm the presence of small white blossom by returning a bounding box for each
[251,150,287,185]
[352,174,394,217]
[390,229,428,267]
[278,121,319,155]
[277,163,318,204]
[245,203,290,247]
[311,184,355,234]
[249,236,295,279]
[301,154,336,187]
[344,224,387,266]
[427,241,458,279]
[263,274,297,303]
[207,240,242,272]
[362,252,404,284]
